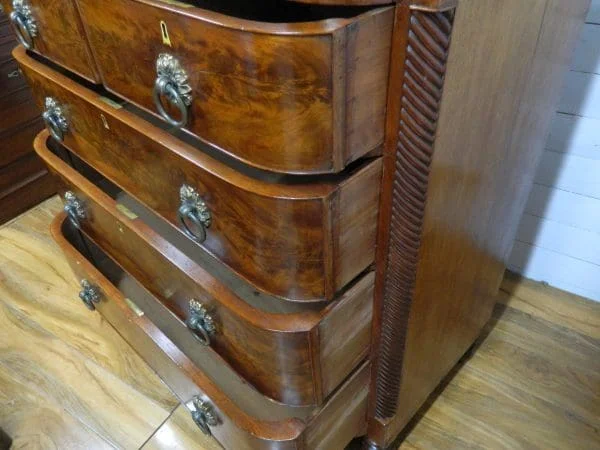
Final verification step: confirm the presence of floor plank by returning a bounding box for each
[500,271,600,339]
[142,405,223,450]
[0,368,114,450]
[1,197,599,450]
[0,197,179,448]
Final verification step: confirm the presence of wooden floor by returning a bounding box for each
[0,197,599,450]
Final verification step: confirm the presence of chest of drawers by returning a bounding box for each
[0,8,54,224]
[4,0,589,448]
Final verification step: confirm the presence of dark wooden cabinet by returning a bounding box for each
[0,7,54,225]
[8,0,590,448]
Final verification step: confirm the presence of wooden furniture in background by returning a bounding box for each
[2,0,590,448]
[0,7,54,225]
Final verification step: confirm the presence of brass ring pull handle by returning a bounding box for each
[63,191,86,229]
[191,396,218,436]
[42,97,69,142]
[186,300,216,346]
[79,279,102,311]
[9,0,37,50]
[153,53,192,128]
[177,184,211,244]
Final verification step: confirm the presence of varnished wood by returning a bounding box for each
[368,0,591,446]
[75,0,393,174]
[0,0,100,82]
[394,273,600,450]
[34,129,373,407]
[0,57,27,97]
[0,198,180,448]
[288,0,458,8]
[17,47,381,303]
[6,0,593,447]
[0,165,55,225]
[0,117,43,167]
[0,151,45,193]
[370,4,455,423]
[2,202,599,449]
[0,15,51,224]
[51,211,371,450]
[0,87,37,133]
[143,404,223,450]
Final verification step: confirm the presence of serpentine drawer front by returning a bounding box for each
[18,47,381,303]
[13,0,587,447]
[51,212,371,450]
[74,0,393,174]
[0,0,99,82]
[35,130,373,407]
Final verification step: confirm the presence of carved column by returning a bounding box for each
[368,0,457,446]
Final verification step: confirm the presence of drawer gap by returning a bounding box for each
[59,217,316,422]
[48,138,325,315]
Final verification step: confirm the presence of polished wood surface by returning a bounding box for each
[34,126,374,406]
[368,0,591,446]
[17,47,381,303]
[0,12,52,224]
[0,0,99,82]
[2,201,598,449]
[0,199,180,448]
[6,0,592,448]
[75,0,393,174]
[0,117,42,167]
[51,210,371,450]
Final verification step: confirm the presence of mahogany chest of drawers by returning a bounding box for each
[4,0,589,448]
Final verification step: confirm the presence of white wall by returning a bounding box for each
[508,1,600,302]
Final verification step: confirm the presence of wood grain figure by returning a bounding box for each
[75,0,393,174]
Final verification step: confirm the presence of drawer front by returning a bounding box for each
[0,22,13,41]
[34,130,374,407]
[0,150,45,194]
[18,47,381,303]
[0,0,99,82]
[0,87,38,133]
[0,33,16,60]
[51,212,370,450]
[76,0,393,174]
[0,116,43,167]
[0,57,25,94]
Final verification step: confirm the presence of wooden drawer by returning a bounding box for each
[0,0,99,82]
[0,116,42,167]
[35,130,373,407]
[0,150,45,193]
[18,47,381,303]
[0,21,13,40]
[75,0,393,174]
[0,168,54,224]
[0,57,25,95]
[0,88,38,133]
[0,33,16,60]
[51,212,370,450]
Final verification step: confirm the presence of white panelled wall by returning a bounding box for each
[508,1,600,302]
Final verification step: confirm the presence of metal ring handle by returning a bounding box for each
[79,279,101,311]
[63,191,86,229]
[177,203,207,243]
[10,11,33,49]
[42,97,69,142]
[187,315,211,345]
[191,410,211,435]
[191,397,218,436]
[186,300,216,346]
[43,111,65,142]
[153,78,189,128]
